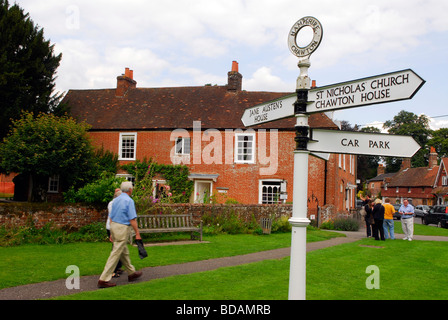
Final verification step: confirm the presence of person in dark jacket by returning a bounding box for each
[372,198,385,241]
[364,199,374,238]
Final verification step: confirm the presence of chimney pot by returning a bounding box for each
[116,67,137,97]
[400,158,411,170]
[429,146,438,168]
[231,61,239,72]
[228,61,242,92]
[377,163,385,176]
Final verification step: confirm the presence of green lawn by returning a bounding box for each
[56,237,448,300]
[395,219,448,236]
[0,227,342,290]
[3,223,448,300]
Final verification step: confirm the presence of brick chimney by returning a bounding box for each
[401,158,411,170]
[116,67,136,97]
[377,163,385,176]
[428,146,438,168]
[227,61,242,92]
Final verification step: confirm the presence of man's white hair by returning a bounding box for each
[120,181,133,192]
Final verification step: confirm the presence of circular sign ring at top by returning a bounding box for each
[288,16,323,58]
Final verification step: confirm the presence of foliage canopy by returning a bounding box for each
[0,0,63,139]
[0,112,94,200]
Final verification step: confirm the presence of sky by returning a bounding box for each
[13,0,448,131]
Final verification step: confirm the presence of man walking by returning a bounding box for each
[98,181,142,288]
[399,199,415,241]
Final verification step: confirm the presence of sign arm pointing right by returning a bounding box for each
[308,129,421,158]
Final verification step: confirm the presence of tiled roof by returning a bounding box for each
[63,85,338,131]
[367,172,396,183]
[387,166,439,187]
[433,186,448,195]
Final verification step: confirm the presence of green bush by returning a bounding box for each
[121,159,193,206]
[0,221,108,246]
[320,220,335,230]
[334,217,360,231]
[64,174,125,204]
[201,210,292,235]
[271,215,292,233]
[202,209,249,235]
[320,217,360,231]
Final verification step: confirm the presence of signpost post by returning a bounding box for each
[241,16,424,300]
[286,16,322,301]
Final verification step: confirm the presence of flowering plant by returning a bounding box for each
[121,159,193,211]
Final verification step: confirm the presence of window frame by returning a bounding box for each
[175,137,191,155]
[48,175,60,193]
[118,132,137,160]
[234,132,256,164]
[259,179,285,204]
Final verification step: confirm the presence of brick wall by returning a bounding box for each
[0,202,346,231]
[0,203,108,230]
[88,129,357,211]
[0,203,295,230]
[142,203,293,224]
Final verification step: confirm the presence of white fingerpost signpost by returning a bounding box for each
[241,16,424,300]
[286,16,323,301]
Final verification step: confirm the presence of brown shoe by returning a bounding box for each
[97,280,116,288]
[128,271,142,282]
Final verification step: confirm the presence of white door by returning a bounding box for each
[194,181,212,203]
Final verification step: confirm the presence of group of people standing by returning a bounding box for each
[361,196,415,241]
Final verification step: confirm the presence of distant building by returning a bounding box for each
[366,164,395,198]
[378,147,440,205]
[432,158,448,205]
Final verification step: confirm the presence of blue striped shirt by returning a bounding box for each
[399,204,414,219]
[110,193,137,225]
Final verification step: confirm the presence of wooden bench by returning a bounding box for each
[136,214,203,241]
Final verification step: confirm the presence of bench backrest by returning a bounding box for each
[137,214,194,229]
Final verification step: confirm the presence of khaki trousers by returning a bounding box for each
[99,221,136,282]
[401,217,414,240]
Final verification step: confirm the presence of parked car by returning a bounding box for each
[392,203,426,220]
[422,205,448,228]
[414,205,430,219]
[413,207,425,218]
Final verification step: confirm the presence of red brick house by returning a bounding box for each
[366,164,396,198]
[432,157,448,205]
[62,62,357,212]
[380,148,440,206]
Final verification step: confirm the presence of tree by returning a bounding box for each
[0,0,63,140]
[383,110,432,170]
[358,126,382,182]
[0,112,94,201]
[428,128,448,159]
